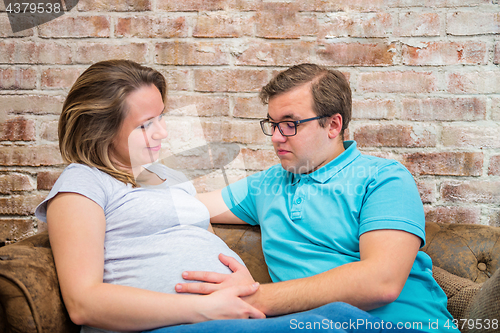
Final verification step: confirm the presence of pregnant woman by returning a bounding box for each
[35,59,264,333]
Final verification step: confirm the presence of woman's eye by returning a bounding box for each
[139,121,153,130]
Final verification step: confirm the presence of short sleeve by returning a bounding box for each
[358,161,426,246]
[221,171,265,226]
[35,164,109,223]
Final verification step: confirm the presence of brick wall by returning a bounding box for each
[1,0,499,245]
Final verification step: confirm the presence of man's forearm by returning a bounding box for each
[245,260,398,317]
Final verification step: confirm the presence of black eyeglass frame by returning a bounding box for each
[260,116,329,137]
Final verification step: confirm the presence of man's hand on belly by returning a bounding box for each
[175,253,255,294]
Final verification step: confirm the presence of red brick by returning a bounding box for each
[402,41,487,66]
[317,43,395,67]
[78,0,151,11]
[354,124,437,148]
[401,97,486,121]
[0,95,65,115]
[193,13,253,38]
[234,96,267,119]
[116,15,187,38]
[0,194,45,215]
[319,13,392,38]
[0,41,71,64]
[488,209,500,227]
[390,0,488,6]
[402,152,483,176]
[222,120,268,145]
[155,41,229,66]
[416,180,436,204]
[37,170,63,190]
[447,11,500,36]
[239,148,279,170]
[424,206,481,225]
[75,43,147,64]
[0,218,37,244]
[0,68,36,90]
[447,71,500,94]
[156,68,190,91]
[442,125,500,148]
[0,145,63,166]
[166,95,229,117]
[441,181,500,204]
[492,97,500,121]
[395,12,440,37]
[157,0,227,11]
[235,41,314,66]
[192,169,248,194]
[0,173,35,193]
[488,155,500,176]
[162,118,219,152]
[0,16,34,37]
[256,3,317,39]
[358,71,437,93]
[41,68,81,89]
[0,117,36,141]
[358,150,400,161]
[352,99,396,120]
[494,42,500,65]
[297,0,385,12]
[38,16,110,38]
[40,120,58,141]
[194,69,269,93]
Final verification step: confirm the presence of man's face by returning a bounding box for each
[267,83,335,174]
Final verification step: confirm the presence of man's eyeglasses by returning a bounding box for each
[260,116,328,137]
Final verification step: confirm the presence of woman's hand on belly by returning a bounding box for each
[175,253,255,294]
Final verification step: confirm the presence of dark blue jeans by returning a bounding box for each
[144,302,427,333]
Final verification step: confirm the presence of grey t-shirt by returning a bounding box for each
[35,163,243,333]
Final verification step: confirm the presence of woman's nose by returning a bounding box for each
[152,120,168,140]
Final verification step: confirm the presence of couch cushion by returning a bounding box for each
[432,266,481,322]
[463,267,500,333]
[0,232,79,333]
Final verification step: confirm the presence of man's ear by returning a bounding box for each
[327,113,343,139]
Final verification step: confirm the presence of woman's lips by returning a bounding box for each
[147,145,161,152]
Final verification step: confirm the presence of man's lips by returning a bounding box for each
[276,148,291,155]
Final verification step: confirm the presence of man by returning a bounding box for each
[176,64,458,332]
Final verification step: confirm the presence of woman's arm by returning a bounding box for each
[47,192,264,332]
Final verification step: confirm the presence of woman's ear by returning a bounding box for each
[327,113,343,139]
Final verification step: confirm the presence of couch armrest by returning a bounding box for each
[0,232,79,333]
[422,222,500,283]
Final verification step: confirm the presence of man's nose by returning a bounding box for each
[271,126,287,143]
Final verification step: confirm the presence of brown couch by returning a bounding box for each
[0,221,499,333]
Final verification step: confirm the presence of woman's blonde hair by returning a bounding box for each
[59,59,167,186]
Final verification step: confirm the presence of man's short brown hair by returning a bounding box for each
[259,63,352,137]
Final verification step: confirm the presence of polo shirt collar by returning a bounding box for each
[290,140,360,184]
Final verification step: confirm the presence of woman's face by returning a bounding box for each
[110,84,167,174]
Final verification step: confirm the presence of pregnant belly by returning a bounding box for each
[102,225,243,294]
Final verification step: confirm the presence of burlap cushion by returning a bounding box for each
[463,267,500,333]
[433,266,481,321]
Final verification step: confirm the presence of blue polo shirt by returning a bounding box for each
[221,141,458,332]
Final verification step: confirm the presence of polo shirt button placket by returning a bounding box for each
[291,185,304,220]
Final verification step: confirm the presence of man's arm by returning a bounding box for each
[197,189,247,224]
[178,228,421,316]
